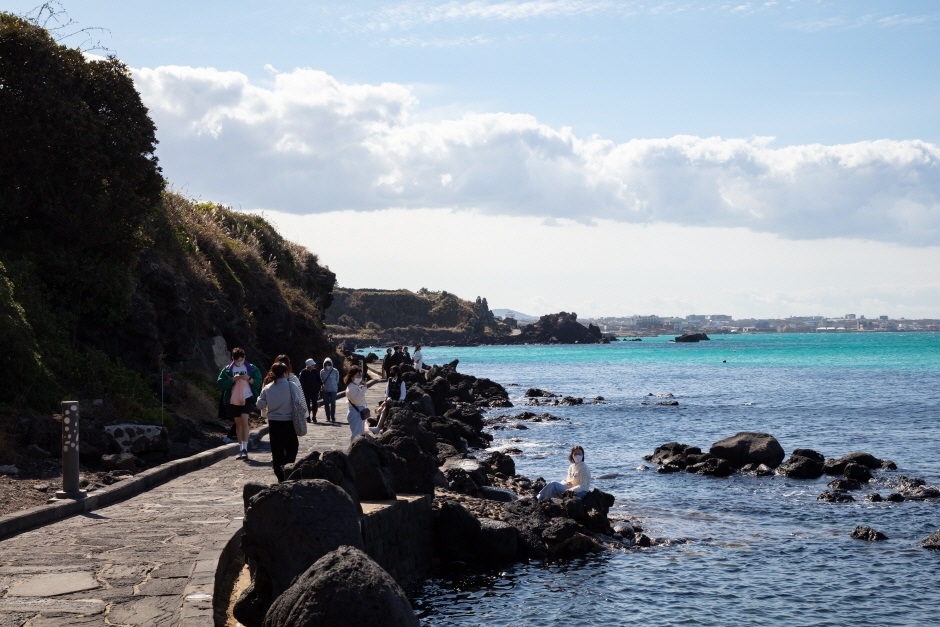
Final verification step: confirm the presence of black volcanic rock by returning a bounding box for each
[675,333,710,342]
[511,312,611,344]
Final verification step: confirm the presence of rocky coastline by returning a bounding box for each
[230,361,645,626]
[644,431,940,544]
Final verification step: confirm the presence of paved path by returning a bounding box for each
[0,380,387,627]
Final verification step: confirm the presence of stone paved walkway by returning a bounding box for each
[0,379,387,627]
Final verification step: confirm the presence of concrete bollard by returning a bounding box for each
[54,401,87,500]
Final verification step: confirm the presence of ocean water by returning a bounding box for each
[401,333,940,626]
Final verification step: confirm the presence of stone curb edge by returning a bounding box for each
[0,374,384,542]
[0,426,270,542]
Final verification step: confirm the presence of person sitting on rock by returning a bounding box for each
[371,365,406,434]
[537,445,591,501]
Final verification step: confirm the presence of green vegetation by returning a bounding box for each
[0,13,336,424]
[326,288,506,344]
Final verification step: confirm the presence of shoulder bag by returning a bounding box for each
[289,382,308,436]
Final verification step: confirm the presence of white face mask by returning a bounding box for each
[325,364,332,370]
[353,377,362,384]
[573,454,584,463]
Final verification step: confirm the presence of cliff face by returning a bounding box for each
[325,288,509,346]
[0,191,336,414]
[109,193,337,377]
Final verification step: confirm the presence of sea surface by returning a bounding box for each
[395,333,940,626]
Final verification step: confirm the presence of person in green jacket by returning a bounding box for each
[216,347,263,460]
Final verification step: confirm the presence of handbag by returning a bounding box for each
[289,382,308,436]
[359,406,371,421]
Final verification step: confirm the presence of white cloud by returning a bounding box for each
[134,65,940,247]
[259,208,940,319]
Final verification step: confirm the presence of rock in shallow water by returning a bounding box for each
[851,526,887,542]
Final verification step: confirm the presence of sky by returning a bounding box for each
[10,0,940,319]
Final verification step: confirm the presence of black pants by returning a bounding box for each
[302,387,319,418]
[269,420,298,482]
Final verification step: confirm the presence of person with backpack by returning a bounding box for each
[319,357,340,423]
[216,347,263,460]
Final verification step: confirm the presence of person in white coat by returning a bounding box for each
[343,365,369,442]
[537,445,591,501]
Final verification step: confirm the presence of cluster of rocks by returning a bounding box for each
[642,392,680,407]
[232,361,632,626]
[523,388,604,407]
[506,311,613,345]
[646,432,940,547]
[485,410,567,431]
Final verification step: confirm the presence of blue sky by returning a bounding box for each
[10,1,940,318]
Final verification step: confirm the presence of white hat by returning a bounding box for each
[305,358,316,367]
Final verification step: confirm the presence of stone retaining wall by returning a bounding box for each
[360,494,433,585]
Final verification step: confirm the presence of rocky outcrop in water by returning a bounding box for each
[852,526,887,542]
[674,333,710,342]
[922,531,940,550]
[509,311,613,344]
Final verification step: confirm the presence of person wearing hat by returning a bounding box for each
[319,357,340,423]
[298,358,322,423]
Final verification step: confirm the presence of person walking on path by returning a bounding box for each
[255,362,302,482]
[298,358,322,423]
[382,347,393,378]
[216,347,262,460]
[344,365,369,442]
[320,357,340,423]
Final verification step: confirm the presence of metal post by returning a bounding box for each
[55,401,87,500]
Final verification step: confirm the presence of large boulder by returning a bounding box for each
[843,462,873,483]
[541,518,603,558]
[434,501,482,562]
[284,450,360,510]
[824,451,883,475]
[777,449,825,479]
[263,545,418,627]
[347,437,396,501]
[852,526,887,542]
[234,480,364,626]
[478,518,518,562]
[923,531,940,550]
[377,410,440,495]
[428,377,452,415]
[483,450,516,477]
[710,432,785,469]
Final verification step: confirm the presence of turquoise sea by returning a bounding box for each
[401,333,940,626]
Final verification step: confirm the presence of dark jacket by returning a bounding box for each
[298,367,322,395]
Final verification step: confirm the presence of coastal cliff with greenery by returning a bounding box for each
[0,14,335,424]
[325,288,509,346]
